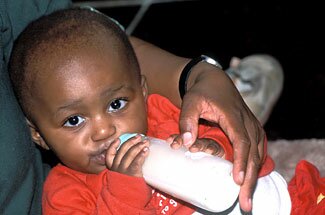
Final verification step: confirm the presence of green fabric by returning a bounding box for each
[0,0,71,214]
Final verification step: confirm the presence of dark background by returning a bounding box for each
[74,0,325,140]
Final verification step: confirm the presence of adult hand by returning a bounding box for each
[177,62,265,212]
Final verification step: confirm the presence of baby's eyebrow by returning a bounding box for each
[54,99,83,117]
[53,84,131,118]
[100,85,124,98]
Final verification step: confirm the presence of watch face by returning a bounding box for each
[202,55,222,69]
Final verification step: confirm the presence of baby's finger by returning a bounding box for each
[111,135,143,170]
[105,139,120,169]
[115,139,149,175]
[125,145,149,177]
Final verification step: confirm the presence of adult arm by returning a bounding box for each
[130,36,265,212]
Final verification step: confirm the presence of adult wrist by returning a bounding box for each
[179,55,222,99]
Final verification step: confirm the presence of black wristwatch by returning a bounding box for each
[179,55,222,99]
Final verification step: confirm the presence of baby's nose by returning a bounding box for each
[91,115,115,142]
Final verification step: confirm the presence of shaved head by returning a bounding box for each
[9,8,140,119]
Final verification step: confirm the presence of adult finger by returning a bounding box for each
[238,144,260,212]
[224,111,251,186]
[237,111,264,212]
[178,93,201,146]
[189,139,224,157]
[168,134,184,149]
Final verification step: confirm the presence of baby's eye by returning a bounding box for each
[108,98,128,112]
[63,115,85,127]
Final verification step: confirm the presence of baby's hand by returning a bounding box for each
[105,134,149,177]
[168,135,225,158]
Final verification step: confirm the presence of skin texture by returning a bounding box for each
[130,37,265,211]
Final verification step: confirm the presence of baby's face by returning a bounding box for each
[29,47,148,174]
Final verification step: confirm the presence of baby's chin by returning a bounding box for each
[66,161,107,175]
[88,159,108,174]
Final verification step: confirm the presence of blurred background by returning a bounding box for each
[73,0,325,141]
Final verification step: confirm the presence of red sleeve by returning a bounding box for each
[42,165,155,215]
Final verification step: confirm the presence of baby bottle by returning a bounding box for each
[119,133,240,213]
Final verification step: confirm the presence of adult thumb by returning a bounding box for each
[179,98,200,146]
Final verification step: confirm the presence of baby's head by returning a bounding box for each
[9,8,148,174]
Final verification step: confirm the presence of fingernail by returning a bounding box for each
[190,144,198,149]
[143,147,149,152]
[243,199,252,215]
[239,171,245,184]
[248,198,252,208]
[183,132,192,146]
[166,137,173,144]
[135,134,143,140]
[172,141,179,146]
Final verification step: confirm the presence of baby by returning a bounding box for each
[9,7,289,215]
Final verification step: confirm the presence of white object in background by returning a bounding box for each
[119,133,240,213]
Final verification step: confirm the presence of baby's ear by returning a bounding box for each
[26,119,50,150]
[140,75,148,101]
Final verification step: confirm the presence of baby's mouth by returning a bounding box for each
[91,150,107,166]
[90,138,118,166]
